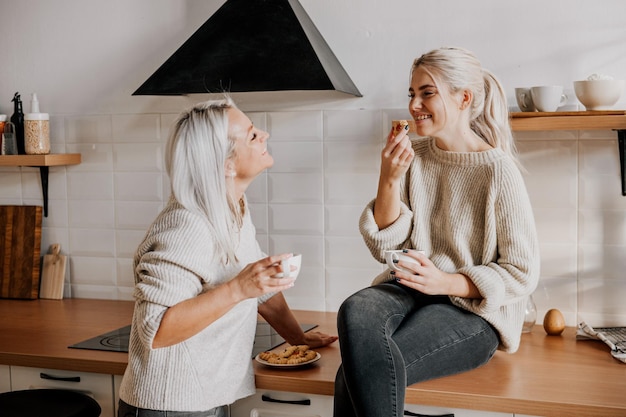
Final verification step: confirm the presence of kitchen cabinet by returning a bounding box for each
[404,403,512,417]
[231,391,529,417]
[10,365,115,417]
[231,390,332,417]
[0,365,9,393]
[0,153,81,217]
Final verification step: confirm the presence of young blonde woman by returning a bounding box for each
[333,47,540,417]
[118,98,337,417]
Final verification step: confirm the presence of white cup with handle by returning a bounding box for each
[274,254,302,280]
[515,87,536,112]
[530,86,568,112]
[384,250,425,273]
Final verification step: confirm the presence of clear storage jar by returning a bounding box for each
[24,113,50,155]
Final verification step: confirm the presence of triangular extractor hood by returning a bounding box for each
[133,0,362,97]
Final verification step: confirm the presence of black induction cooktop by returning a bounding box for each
[69,322,317,358]
[69,325,131,353]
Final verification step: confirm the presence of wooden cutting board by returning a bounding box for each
[0,205,43,299]
[39,243,67,299]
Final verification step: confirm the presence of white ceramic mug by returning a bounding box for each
[515,87,536,112]
[275,254,302,279]
[384,250,424,273]
[530,86,568,112]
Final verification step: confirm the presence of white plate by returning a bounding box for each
[254,352,321,368]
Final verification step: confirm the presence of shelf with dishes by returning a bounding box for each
[0,153,82,217]
[514,110,626,196]
[396,110,626,196]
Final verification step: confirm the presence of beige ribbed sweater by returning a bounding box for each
[118,198,264,412]
[360,137,540,353]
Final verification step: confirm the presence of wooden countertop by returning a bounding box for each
[0,299,133,375]
[1,299,625,417]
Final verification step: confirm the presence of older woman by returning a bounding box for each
[118,97,336,417]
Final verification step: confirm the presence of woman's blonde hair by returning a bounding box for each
[412,47,521,167]
[165,96,242,264]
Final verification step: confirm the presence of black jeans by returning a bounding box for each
[333,282,499,417]
[118,400,227,417]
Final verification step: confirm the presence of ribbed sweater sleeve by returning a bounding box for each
[359,137,540,352]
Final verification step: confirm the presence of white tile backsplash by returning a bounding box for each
[114,201,162,230]
[325,236,381,269]
[66,143,113,171]
[578,278,626,322]
[269,235,324,267]
[580,140,620,176]
[269,173,323,204]
[112,114,161,142]
[579,244,626,280]
[579,209,626,245]
[325,205,364,236]
[67,172,114,200]
[0,172,23,198]
[267,111,322,142]
[115,230,146,258]
[324,141,381,173]
[20,169,45,200]
[114,172,163,201]
[41,200,69,228]
[68,200,115,229]
[268,141,322,172]
[249,203,268,235]
[323,110,381,141]
[325,172,378,205]
[65,115,112,143]
[113,143,163,171]
[533,207,577,244]
[3,108,625,326]
[269,204,324,235]
[69,229,116,257]
[116,258,135,288]
[537,243,577,279]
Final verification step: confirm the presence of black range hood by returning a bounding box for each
[133,0,361,97]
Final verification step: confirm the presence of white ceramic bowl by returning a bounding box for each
[573,80,625,110]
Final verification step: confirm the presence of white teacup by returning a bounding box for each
[275,254,302,279]
[384,250,424,273]
[530,86,568,112]
[515,87,536,112]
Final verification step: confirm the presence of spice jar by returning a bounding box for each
[24,93,50,155]
[24,113,50,154]
[0,115,6,140]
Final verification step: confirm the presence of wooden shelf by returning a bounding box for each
[510,110,626,131]
[0,153,81,167]
[397,111,626,196]
[0,153,82,217]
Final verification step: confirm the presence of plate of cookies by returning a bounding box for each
[255,345,321,368]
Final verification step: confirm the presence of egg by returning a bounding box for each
[543,309,566,335]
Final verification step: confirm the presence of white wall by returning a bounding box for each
[1,0,625,326]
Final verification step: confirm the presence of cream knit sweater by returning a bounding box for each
[360,137,540,353]
[118,198,265,412]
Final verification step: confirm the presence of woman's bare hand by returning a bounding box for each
[301,331,338,348]
[380,126,415,184]
[393,250,481,298]
[391,250,450,295]
[230,254,295,301]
